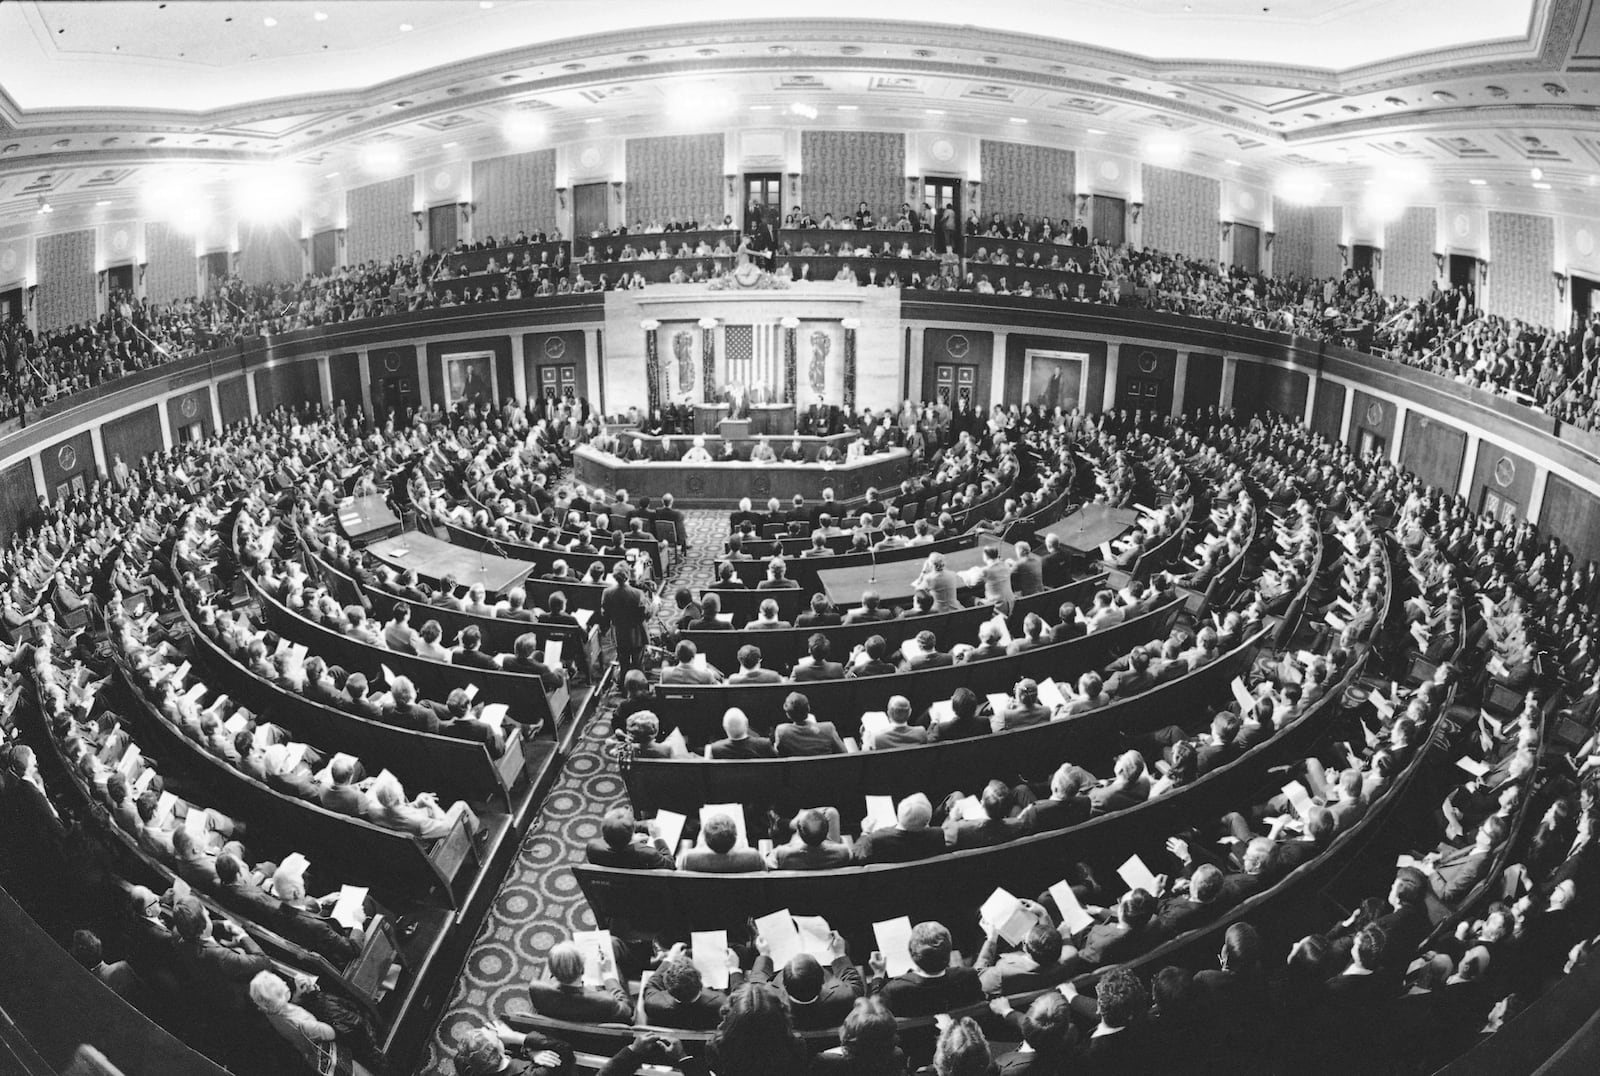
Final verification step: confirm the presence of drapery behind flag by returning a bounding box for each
[723,323,784,403]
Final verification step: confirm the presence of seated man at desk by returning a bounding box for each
[717,439,742,463]
[682,437,713,463]
[749,436,778,464]
[781,438,808,463]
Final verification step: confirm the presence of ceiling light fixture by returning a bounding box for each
[789,102,818,119]
[314,10,328,20]
[1086,127,1106,135]
[1224,159,1241,166]
[925,108,946,115]
[398,23,414,32]
[262,15,277,27]
[1009,117,1028,124]
[749,104,773,111]
[1533,181,1552,190]
[95,200,110,207]
[837,104,859,111]
[1531,166,1543,181]
[1468,178,1487,186]
[479,0,494,7]
[36,197,52,215]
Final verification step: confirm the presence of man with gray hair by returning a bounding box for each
[705,708,775,759]
[853,793,945,864]
[526,938,634,1022]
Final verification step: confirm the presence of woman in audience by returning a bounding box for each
[812,997,906,1075]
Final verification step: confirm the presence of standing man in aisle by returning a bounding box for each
[598,563,653,673]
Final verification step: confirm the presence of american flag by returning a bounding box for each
[723,323,784,401]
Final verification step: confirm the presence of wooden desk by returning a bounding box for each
[571,445,911,508]
[1038,503,1141,553]
[365,531,532,596]
[336,494,402,545]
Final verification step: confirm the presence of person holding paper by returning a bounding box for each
[213,854,360,965]
[769,809,852,870]
[1058,888,1162,976]
[641,945,743,1029]
[526,940,633,1022]
[992,679,1051,734]
[364,772,480,842]
[497,633,567,692]
[943,781,1027,850]
[868,696,928,750]
[928,687,989,742]
[317,756,375,819]
[586,806,675,870]
[913,552,965,615]
[1016,763,1094,833]
[976,915,1070,995]
[854,794,945,864]
[749,936,863,1028]
[1420,815,1507,906]
[660,642,725,685]
[678,813,763,874]
[866,921,982,1017]
[1088,752,1152,816]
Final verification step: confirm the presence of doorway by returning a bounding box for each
[932,362,976,408]
[1352,244,1377,276]
[0,288,19,325]
[573,182,609,238]
[312,230,339,275]
[535,363,578,404]
[1448,254,1478,297]
[1090,195,1126,246]
[920,176,960,252]
[744,173,781,232]
[1571,273,1600,331]
[201,251,230,291]
[1357,429,1386,460]
[107,264,134,296]
[1232,223,1260,273]
[428,204,458,253]
[1119,372,1170,417]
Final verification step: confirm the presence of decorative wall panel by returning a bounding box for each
[1384,206,1437,299]
[347,176,413,267]
[1140,164,1218,263]
[801,131,904,226]
[237,222,303,286]
[474,149,558,240]
[1273,201,1342,280]
[143,222,196,306]
[623,134,724,229]
[979,141,1075,221]
[1488,210,1555,327]
[35,229,96,332]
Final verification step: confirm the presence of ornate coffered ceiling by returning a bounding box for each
[2,0,1597,227]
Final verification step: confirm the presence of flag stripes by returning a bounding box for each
[723,323,784,401]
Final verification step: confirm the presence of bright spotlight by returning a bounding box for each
[1144,136,1185,163]
[664,83,735,123]
[1379,160,1429,189]
[1276,168,1326,204]
[235,166,307,223]
[501,111,547,145]
[361,144,404,173]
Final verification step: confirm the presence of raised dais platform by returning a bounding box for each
[571,443,912,508]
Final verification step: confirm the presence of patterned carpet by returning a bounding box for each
[420,510,726,1075]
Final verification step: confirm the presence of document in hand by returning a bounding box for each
[330,886,369,931]
[1230,677,1255,714]
[1117,854,1161,895]
[572,929,615,987]
[653,809,687,852]
[864,795,896,833]
[873,916,915,978]
[1049,881,1095,934]
[755,910,805,967]
[1281,780,1314,819]
[691,930,730,990]
[980,888,1037,946]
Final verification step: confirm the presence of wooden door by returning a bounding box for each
[573,182,609,238]
[428,204,458,253]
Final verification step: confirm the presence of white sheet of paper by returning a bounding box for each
[653,809,687,852]
[131,766,157,796]
[698,803,748,848]
[183,682,208,704]
[986,692,1011,716]
[1117,854,1161,895]
[1099,541,1115,562]
[1036,678,1068,710]
[280,741,308,773]
[183,806,210,840]
[573,609,594,628]
[463,682,480,702]
[278,852,310,880]
[864,795,896,833]
[330,886,369,931]
[380,664,398,686]
[873,916,915,978]
[478,703,509,728]
[755,910,803,967]
[691,930,730,991]
[1230,677,1255,713]
[572,929,615,987]
[1049,880,1095,934]
[543,639,563,668]
[1456,756,1490,779]
[795,915,833,958]
[859,712,890,746]
[980,887,1035,946]
[1281,781,1313,819]
[929,699,955,724]
[155,789,178,824]
[223,711,251,736]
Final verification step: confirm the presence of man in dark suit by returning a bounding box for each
[318,757,373,818]
[928,687,990,742]
[1011,541,1045,596]
[498,633,567,692]
[1155,863,1228,935]
[641,947,743,1030]
[527,940,634,1022]
[944,780,1027,850]
[213,854,359,965]
[1423,815,1506,905]
[770,808,853,870]
[773,692,846,756]
[867,921,983,1017]
[597,563,652,672]
[901,630,954,671]
[341,673,386,719]
[452,625,501,670]
[854,793,946,863]
[586,806,675,869]
[706,708,776,759]
[842,591,894,624]
[386,675,447,734]
[791,633,847,681]
[678,813,764,873]
[1073,967,1154,1072]
[1017,763,1092,833]
[1039,534,1074,590]
[795,594,843,628]
[654,493,689,554]
[749,946,863,1030]
[171,897,272,1011]
[727,644,783,684]
[1061,889,1162,975]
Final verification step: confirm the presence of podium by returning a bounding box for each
[719,418,751,441]
[693,403,728,435]
[750,404,797,437]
